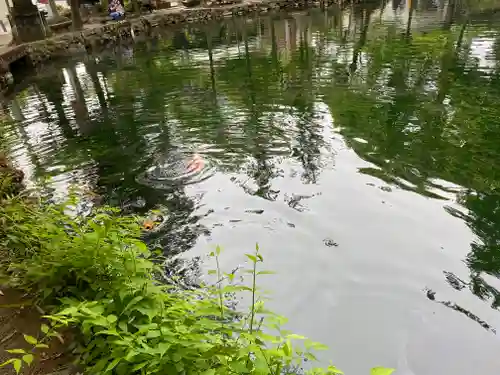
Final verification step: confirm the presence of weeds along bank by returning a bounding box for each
[0,159,393,375]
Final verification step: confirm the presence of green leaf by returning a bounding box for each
[254,352,269,371]
[118,288,129,301]
[131,362,149,372]
[245,254,257,263]
[118,321,128,333]
[105,358,120,373]
[174,361,184,372]
[93,357,108,373]
[13,359,22,374]
[112,339,131,347]
[96,329,121,337]
[326,365,344,374]
[308,341,329,351]
[201,370,215,375]
[370,368,395,375]
[0,359,15,368]
[304,352,318,362]
[257,271,275,275]
[216,245,221,255]
[157,342,171,356]
[283,340,292,356]
[57,306,78,317]
[40,324,49,334]
[286,334,306,340]
[125,350,138,361]
[123,296,144,313]
[132,240,148,254]
[22,354,34,365]
[146,330,161,338]
[229,360,249,373]
[106,314,118,324]
[208,270,217,275]
[6,349,26,354]
[35,344,49,349]
[23,335,38,345]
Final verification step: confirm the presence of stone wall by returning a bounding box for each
[26,21,136,65]
[25,0,341,66]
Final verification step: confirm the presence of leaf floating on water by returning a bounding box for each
[425,289,436,301]
[245,209,264,214]
[443,271,467,291]
[323,239,338,247]
[352,137,368,144]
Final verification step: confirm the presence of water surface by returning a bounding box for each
[2,1,500,374]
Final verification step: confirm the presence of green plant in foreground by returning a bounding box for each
[0,325,59,373]
[0,191,395,375]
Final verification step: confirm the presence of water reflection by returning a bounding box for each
[3,0,500,373]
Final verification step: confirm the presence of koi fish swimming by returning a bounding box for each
[136,152,207,231]
[136,149,210,190]
[185,154,205,173]
[148,152,205,179]
[142,214,164,231]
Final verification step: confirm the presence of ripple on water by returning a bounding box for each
[136,152,215,190]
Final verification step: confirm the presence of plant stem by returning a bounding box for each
[249,250,257,334]
[215,253,224,319]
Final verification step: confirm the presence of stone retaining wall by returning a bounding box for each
[25,0,341,66]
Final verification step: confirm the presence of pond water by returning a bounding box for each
[3,1,500,374]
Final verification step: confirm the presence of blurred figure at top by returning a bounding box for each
[108,0,125,20]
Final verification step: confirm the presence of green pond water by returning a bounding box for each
[3,1,500,373]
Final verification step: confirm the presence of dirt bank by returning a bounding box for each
[0,289,76,375]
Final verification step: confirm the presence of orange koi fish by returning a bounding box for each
[186,154,205,173]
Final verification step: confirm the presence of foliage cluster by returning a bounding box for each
[0,176,393,375]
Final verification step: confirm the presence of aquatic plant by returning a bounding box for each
[0,176,394,375]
